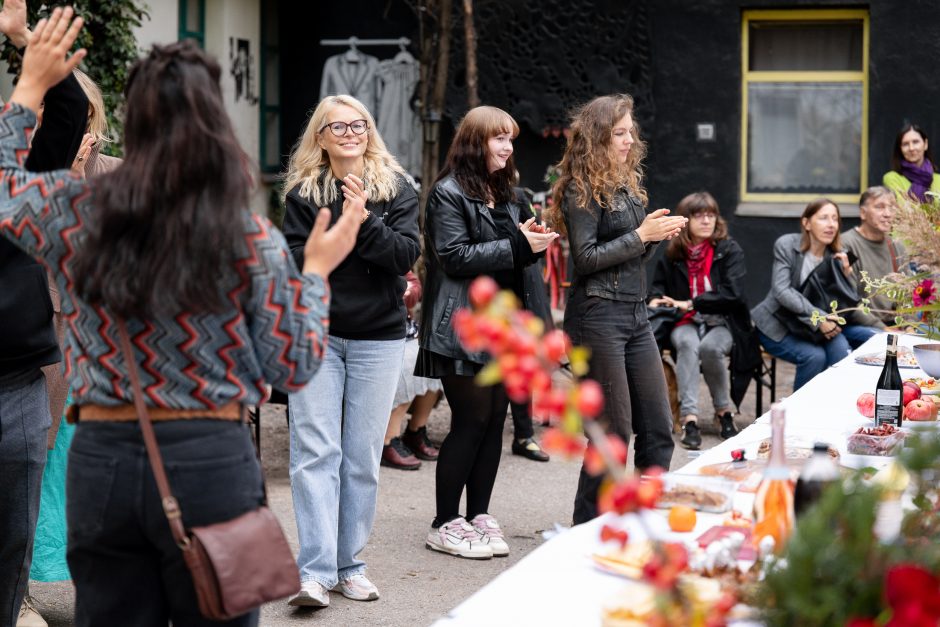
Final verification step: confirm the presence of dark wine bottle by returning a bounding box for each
[874,334,903,428]
[794,443,840,516]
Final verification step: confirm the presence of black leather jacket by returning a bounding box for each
[561,186,658,302]
[419,176,540,362]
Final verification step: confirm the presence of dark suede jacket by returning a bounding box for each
[419,176,542,363]
[561,186,658,302]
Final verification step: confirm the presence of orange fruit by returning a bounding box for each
[668,505,697,532]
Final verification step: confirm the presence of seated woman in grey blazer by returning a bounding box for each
[751,199,879,391]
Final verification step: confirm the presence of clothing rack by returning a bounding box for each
[319,36,411,47]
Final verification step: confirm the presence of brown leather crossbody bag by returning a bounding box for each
[117,319,300,620]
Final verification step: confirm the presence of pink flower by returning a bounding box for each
[912,279,936,307]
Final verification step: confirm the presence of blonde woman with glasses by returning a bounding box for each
[281,94,420,607]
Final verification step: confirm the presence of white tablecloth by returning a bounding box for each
[434,333,938,626]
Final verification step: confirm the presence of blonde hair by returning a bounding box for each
[548,94,647,234]
[73,69,112,145]
[284,94,405,205]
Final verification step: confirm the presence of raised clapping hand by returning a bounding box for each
[636,208,688,243]
[340,173,369,223]
[70,132,94,177]
[833,251,852,276]
[302,206,361,279]
[518,217,559,254]
[0,0,31,48]
[10,7,85,113]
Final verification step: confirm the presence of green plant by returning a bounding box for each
[2,0,149,155]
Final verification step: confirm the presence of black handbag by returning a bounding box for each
[773,253,859,344]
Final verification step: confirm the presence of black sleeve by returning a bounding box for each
[25,73,88,172]
[693,240,748,314]
[355,179,421,274]
[281,190,318,272]
[564,194,648,275]
[648,255,669,301]
[427,183,514,277]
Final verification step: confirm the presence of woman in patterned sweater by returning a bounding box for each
[0,12,359,626]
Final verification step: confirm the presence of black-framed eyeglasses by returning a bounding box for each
[319,119,369,137]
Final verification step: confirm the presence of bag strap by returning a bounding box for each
[887,237,899,273]
[116,318,191,550]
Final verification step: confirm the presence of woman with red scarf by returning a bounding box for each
[649,192,753,450]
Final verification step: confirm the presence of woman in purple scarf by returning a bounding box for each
[883,123,940,203]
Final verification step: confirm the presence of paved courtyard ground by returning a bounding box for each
[27,361,795,626]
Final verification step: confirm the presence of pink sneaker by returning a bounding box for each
[469,514,510,557]
[426,517,493,559]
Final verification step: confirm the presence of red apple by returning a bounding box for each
[903,398,937,421]
[902,381,922,406]
[856,392,876,418]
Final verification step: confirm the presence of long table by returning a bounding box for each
[434,332,938,626]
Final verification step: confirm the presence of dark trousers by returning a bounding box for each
[510,401,534,440]
[67,420,265,627]
[0,373,50,627]
[434,375,509,526]
[565,296,675,525]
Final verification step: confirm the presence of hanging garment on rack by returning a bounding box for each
[376,51,421,174]
[319,51,380,111]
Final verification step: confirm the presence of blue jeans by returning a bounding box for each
[758,325,876,391]
[288,336,404,588]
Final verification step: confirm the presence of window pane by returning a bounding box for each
[184,0,202,33]
[747,82,861,194]
[265,51,279,105]
[749,21,863,71]
[264,111,281,170]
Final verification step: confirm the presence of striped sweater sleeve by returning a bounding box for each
[243,214,331,392]
[0,102,88,270]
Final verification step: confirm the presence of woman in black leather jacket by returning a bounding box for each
[417,106,557,559]
[549,94,687,525]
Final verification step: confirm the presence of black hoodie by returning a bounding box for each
[282,173,420,341]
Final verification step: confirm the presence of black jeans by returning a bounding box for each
[67,420,264,627]
[565,294,675,524]
[433,375,509,526]
[510,401,534,440]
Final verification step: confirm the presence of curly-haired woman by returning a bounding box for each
[548,94,686,524]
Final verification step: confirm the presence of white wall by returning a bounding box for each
[135,0,178,53]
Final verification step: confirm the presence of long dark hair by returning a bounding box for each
[73,41,250,318]
[434,106,518,204]
[891,122,936,172]
[665,191,728,261]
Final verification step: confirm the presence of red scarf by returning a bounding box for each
[675,241,715,327]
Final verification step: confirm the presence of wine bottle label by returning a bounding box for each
[876,389,901,405]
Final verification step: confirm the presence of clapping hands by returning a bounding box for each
[11,7,85,113]
[518,217,559,253]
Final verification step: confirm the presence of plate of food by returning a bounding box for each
[907,376,940,395]
[855,346,919,368]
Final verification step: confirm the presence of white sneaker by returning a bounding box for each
[17,596,48,627]
[426,517,494,559]
[469,514,510,557]
[288,581,330,607]
[333,574,379,601]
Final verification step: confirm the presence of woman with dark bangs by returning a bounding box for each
[648,192,751,450]
[548,94,687,525]
[418,106,558,559]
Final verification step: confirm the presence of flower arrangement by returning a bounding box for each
[454,276,735,626]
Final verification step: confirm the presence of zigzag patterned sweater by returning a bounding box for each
[0,103,330,409]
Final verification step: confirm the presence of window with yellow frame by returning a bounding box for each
[740,9,869,207]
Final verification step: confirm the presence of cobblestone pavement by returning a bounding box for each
[28,361,795,626]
